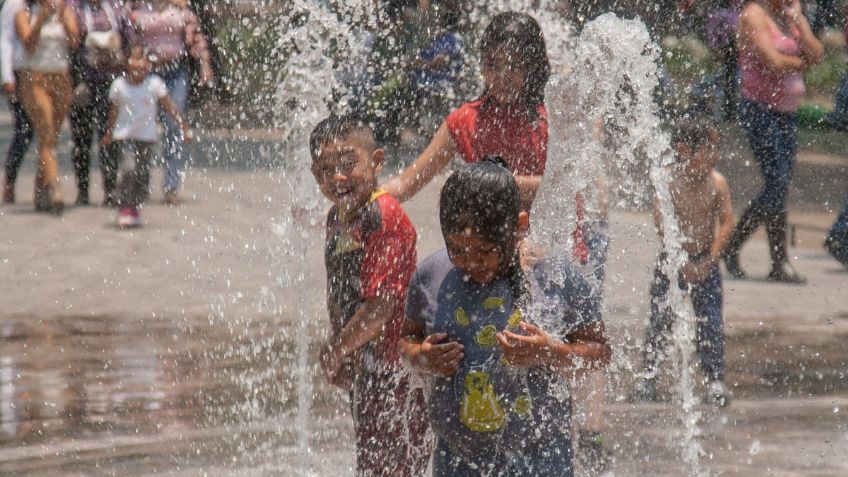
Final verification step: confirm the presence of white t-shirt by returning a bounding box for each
[1,0,26,82]
[108,75,168,142]
[23,6,69,72]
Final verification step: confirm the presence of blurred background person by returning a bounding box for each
[723,0,822,283]
[128,0,212,205]
[1,0,33,204]
[15,0,79,214]
[68,0,131,206]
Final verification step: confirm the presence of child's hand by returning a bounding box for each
[497,322,553,367]
[680,260,712,284]
[320,342,344,384]
[101,132,112,147]
[414,333,463,377]
[182,126,192,144]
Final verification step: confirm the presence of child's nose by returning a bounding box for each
[332,172,346,182]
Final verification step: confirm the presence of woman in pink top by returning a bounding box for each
[724,0,822,283]
[129,0,212,204]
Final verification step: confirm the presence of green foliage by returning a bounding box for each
[214,14,290,124]
[804,49,846,96]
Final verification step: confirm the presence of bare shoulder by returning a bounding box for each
[740,1,766,19]
[739,2,767,29]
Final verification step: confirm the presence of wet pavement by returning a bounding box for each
[1,102,848,475]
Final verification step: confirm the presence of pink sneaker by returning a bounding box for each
[117,206,141,228]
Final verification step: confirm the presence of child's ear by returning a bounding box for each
[516,211,530,237]
[371,148,385,168]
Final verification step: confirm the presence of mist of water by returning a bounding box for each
[532,13,703,473]
[261,4,705,475]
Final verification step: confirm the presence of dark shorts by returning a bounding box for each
[350,364,432,476]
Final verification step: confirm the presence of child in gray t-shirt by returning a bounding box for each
[399,157,611,476]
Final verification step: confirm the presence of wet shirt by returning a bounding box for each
[325,190,417,367]
[108,75,168,142]
[446,99,548,176]
[406,249,601,466]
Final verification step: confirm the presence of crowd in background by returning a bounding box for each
[0,0,213,225]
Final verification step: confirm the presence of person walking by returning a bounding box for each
[724,0,823,283]
[15,0,79,214]
[128,0,213,205]
[1,0,33,204]
[68,0,131,206]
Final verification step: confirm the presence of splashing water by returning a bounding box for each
[272,1,380,472]
[532,13,704,473]
[265,4,704,474]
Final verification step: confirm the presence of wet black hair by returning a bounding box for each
[672,115,719,153]
[439,155,520,267]
[480,12,551,116]
[309,115,375,161]
[433,0,463,31]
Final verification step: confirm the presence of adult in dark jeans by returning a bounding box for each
[68,0,131,206]
[724,0,822,283]
[1,0,33,204]
[824,197,848,268]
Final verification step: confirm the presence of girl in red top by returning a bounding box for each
[383,11,588,261]
[383,11,549,210]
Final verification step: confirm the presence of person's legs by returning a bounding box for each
[91,81,119,205]
[574,221,611,471]
[351,365,433,477]
[724,99,778,277]
[824,195,848,267]
[640,261,674,398]
[118,141,154,208]
[761,112,804,282]
[20,71,63,211]
[828,73,848,130]
[70,83,95,205]
[4,71,34,203]
[690,265,725,383]
[159,66,189,199]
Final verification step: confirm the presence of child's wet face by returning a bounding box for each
[311,134,380,213]
[482,49,526,106]
[126,55,151,83]
[445,229,504,284]
[690,128,720,174]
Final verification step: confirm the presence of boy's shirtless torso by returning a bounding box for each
[669,170,727,259]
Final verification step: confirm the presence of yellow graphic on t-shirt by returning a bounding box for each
[507,308,523,328]
[475,325,498,347]
[482,296,505,311]
[460,371,505,432]
[333,232,362,255]
[514,395,532,416]
[455,307,470,327]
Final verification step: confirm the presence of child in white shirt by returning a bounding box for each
[102,44,189,228]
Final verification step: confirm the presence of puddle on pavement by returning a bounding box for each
[2,315,847,475]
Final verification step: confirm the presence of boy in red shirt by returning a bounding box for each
[309,116,430,476]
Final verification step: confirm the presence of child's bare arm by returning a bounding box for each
[321,295,398,378]
[382,121,456,202]
[497,321,611,371]
[399,318,464,377]
[710,171,734,262]
[158,96,192,143]
[101,103,118,146]
[652,196,664,234]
